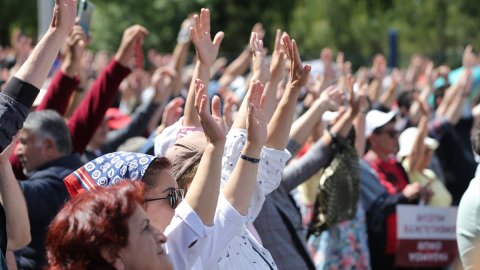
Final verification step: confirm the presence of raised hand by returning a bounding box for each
[61,25,86,77]
[115,25,149,67]
[223,96,236,130]
[269,29,286,84]
[151,67,175,103]
[50,0,77,34]
[250,32,271,85]
[246,80,267,148]
[158,97,184,132]
[194,79,226,145]
[282,33,311,90]
[190,8,224,66]
[316,85,343,112]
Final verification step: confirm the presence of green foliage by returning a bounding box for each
[0,0,38,45]
[2,0,480,68]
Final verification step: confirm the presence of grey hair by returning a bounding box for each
[24,110,72,155]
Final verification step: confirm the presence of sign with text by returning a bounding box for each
[395,205,458,267]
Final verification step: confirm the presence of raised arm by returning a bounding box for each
[0,139,30,251]
[231,31,270,130]
[35,25,85,114]
[265,33,311,150]
[217,23,264,92]
[67,25,147,153]
[222,80,267,215]
[14,0,76,88]
[408,100,430,172]
[185,79,226,225]
[263,29,286,121]
[289,85,342,145]
[183,8,224,127]
[170,16,193,97]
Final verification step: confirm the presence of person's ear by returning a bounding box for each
[100,247,125,270]
[43,137,58,157]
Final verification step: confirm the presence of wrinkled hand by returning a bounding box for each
[246,80,267,147]
[270,29,286,84]
[50,0,77,34]
[283,33,311,89]
[160,97,184,130]
[250,32,271,84]
[190,8,224,66]
[61,25,86,76]
[115,25,149,67]
[194,79,226,144]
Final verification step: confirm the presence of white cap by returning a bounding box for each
[398,127,439,158]
[365,110,397,137]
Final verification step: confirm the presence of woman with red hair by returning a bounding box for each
[44,181,173,270]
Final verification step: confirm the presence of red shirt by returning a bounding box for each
[367,156,409,254]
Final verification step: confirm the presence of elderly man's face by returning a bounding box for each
[16,129,49,174]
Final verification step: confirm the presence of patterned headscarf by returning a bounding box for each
[64,151,156,196]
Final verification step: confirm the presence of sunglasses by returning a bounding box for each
[144,189,185,209]
[378,129,398,138]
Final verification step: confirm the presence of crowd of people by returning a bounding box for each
[1,0,480,269]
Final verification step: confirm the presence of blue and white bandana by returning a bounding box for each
[64,151,156,196]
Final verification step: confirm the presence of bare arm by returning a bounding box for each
[263,29,286,122]
[185,79,226,225]
[222,80,267,215]
[0,139,30,251]
[183,8,224,127]
[14,0,76,89]
[408,101,430,172]
[265,34,311,150]
[289,86,342,145]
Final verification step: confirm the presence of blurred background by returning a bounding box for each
[1,0,479,69]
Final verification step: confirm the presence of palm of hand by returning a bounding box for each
[194,35,219,65]
[247,108,267,146]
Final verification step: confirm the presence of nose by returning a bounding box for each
[153,226,167,244]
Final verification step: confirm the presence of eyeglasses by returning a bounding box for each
[144,189,185,209]
[378,129,398,138]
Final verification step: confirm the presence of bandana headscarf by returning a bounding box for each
[64,151,156,196]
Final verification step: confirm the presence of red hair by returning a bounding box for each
[45,181,144,270]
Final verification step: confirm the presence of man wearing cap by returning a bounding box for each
[363,109,423,269]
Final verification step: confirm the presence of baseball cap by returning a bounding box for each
[398,127,439,158]
[365,110,397,137]
[164,131,207,179]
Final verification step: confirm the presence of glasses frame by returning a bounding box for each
[144,189,185,209]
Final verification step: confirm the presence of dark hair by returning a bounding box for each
[142,157,172,188]
[397,90,416,111]
[45,181,144,270]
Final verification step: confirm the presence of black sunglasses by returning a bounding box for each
[144,189,185,209]
[378,129,398,138]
